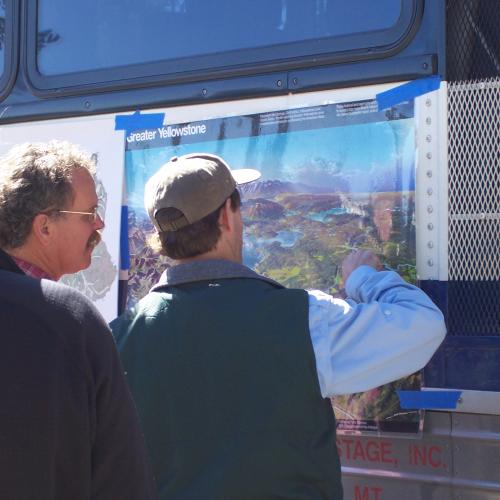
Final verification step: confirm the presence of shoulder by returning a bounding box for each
[307,288,350,309]
[40,281,119,374]
[0,272,109,338]
[0,272,115,376]
[111,291,172,343]
[127,290,173,319]
[40,279,107,328]
[306,289,351,325]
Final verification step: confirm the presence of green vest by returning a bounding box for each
[113,276,342,500]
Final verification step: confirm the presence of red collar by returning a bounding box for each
[12,256,54,281]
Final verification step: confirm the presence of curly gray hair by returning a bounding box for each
[0,141,95,248]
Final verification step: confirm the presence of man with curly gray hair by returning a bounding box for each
[0,140,104,278]
[0,141,158,500]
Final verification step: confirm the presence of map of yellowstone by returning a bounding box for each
[124,98,420,433]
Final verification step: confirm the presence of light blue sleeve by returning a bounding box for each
[308,265,446,397]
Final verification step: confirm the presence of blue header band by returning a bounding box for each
[376,76,441,111]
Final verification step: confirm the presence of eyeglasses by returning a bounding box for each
[57,208,103,223]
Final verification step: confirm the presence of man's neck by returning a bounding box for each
[6,246,58,280]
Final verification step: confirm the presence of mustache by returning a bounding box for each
[87,230,102,249]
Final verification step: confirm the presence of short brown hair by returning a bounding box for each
[149,189,241,259]
[0,141,95,248]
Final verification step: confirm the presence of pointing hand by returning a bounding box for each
[342,250,382,284]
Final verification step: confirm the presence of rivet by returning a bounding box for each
[426,152,432,159]
[422,62,429,70]
[292,77,298,85]
[428,241,434,249]
[277,80,283,87]
[427,205,434,213]
[427,188,433,195]
[426,117,432,125]
[426,134,432,142]
[428,223,434,230]
[84,100,91,109]
[427,170,433,178]
[428,259,434,266]
[202,88,208,96]
[426,99,432,107]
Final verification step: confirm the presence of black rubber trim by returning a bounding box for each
[0,52,438,125]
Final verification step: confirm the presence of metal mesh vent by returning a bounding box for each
[447,0,500,82]
[448,281,500,336]
[448,78,500,281]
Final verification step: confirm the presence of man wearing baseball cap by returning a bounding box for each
[112,152,446,500]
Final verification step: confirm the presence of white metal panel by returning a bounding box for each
[415,82,449,281]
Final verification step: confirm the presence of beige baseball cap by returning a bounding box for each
[145,153,261,232]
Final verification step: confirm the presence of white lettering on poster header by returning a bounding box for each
[126,124,207,143]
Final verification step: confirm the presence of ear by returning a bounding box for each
[31,213,55,246]
[218,198,232,232]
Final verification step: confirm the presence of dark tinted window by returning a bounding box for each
[37,0,403,76]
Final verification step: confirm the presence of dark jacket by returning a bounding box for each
[0,249,158,500]
[112,260,341,500]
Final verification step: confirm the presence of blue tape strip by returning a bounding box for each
[115,110,165,134]
[397,390,462,410]
[376,76,441,111]
[120,205,130,271]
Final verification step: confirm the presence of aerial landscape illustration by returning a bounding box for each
[124,100,420,432]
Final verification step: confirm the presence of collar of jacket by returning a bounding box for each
[0,248,24,275]
[150,258,284,292]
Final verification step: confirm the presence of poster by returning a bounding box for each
[124,96,420,433]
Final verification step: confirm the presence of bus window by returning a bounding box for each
[0,0,17,100]
[0,0,11,78]
[34,0,417,85]
[0,0,7,77]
